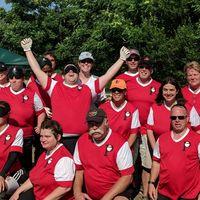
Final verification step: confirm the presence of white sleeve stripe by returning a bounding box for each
[54,157,75,182]
[73,142,82,165]
[198,143,200,160]
[131,109,141,128]
[190,107,200,127]
[47,79,57,97]
[153,139,160,159]
[147,107,154,125]
[11,129,23,147]
[34,93,44,111]
[116,142,133,170]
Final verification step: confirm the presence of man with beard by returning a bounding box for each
[73,107,135,200]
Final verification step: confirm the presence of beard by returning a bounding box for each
[88,128,104,136]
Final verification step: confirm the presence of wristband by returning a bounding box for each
[148,181,155,185]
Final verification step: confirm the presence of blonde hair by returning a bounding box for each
[184,61,200,73]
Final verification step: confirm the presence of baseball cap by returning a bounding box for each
[86,107,106,124]
[0,101,10,117]
[130,49,140,56]
[8,67,24,79]
[63,64,79,74]
[110,79,126,90]
[79,52,94,61]
[38,57,52,69]
[0,62,8,72]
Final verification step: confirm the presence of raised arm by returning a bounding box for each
[99,47,130,90]
[21,38,48,89]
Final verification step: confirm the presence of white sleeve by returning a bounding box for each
[189,106,200,127]
[116,142,133,170]
[47,79,57,97]
[147,107,154,126]
[131,109,141,128]
[11,129,23,147]
[198,143,200,160]
[153,139,160,159]
[73,142,82,165]
[54,157,75,182]
[33,93,44,112]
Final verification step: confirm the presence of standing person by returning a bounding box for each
[147,77,185,149]
[0,62,10,88]
[21,37,130,154]
[0,67,46,171]
[73,107,135,200]
[149,104,200,200]
[0,101,25,199]
[78,51,106,105]
[182,61,200,133]
[100,78,140,147]
[117,49,140,81]
[43,51,63,82]
[10,119,75,200]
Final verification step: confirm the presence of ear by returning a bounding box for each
[57,134,61,141]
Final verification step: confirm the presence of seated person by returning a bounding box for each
[10,119,75,200]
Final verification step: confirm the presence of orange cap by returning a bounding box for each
[110,79,126,90]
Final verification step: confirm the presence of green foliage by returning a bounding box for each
[1,0,200,86]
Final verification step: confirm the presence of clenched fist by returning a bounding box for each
[119,46,130,61]
[21,38,32,52]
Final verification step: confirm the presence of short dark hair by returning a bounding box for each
[155,77,185,105]
[43,51,56,61]
[41,119,63,138]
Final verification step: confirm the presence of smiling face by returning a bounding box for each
[171,106,188,134]
[138,66,152,83]
[40,128,60,151]
[162,83,178,105]
[111,88,126,104]
[78,59,94,74]
[186,68,200,90]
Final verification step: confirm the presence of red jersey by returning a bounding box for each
[27,76,51,108]
[29,144,75,200]
[147,103,171,138]
[45,78,100,136]
[74,129,134,200]
[116,71,139,82]
[0,125,23,174]
[100,100,140,140]
[51,73,63,82]
[0,87,44,138]
[125,77,160,125]
[153,129,200,199]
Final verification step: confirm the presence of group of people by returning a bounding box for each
[0,37,199,200]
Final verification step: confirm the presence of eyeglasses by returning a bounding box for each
[127,55,140,62]
[138,65,152,70]
[88,121,103,128]
[170,115,187,120]
[111,88,124,93]
[80,59,94,64]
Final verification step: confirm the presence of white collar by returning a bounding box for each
[171,128,190,142]
[136,77,153,87]
[93,128,112,147]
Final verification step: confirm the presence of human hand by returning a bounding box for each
[9,191,20,200]
[44,107,52,118]
[120,46,130,61]
[0,176,5,192]
[74,192,93,200]
[21,38,32,51]
[148,183,157,200]
[34,126,41,134]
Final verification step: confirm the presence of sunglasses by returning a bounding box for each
[170,115,187,120]
[127,55,140,62]
[88,121,103,128]
[80,59,94,64]
[8,74,24,79]
[111,88,124,93]
[138,65,152,70]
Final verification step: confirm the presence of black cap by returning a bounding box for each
[8,67,24,79]
[38,57,52,69]
[0,101,10,117]
[0,62,8,72]
[63,64,79,74]
[86,107,106,124]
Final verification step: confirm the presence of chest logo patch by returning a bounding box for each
[23,95,29,102]
[5,135,11,141]
[47,158,53,164]
[184,141,191,149]
[105,144,113,156]
[150,87,156,94]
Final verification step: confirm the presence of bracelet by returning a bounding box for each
[148,181,155,185]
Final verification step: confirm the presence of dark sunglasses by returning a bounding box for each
[8,74,24,79]
[127,55,140,62]
[170,115,187,120]
[138,65,152,70]
[80,59,93,64]
[111,88,124,93]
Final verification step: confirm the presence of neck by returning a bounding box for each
[138,77,151,84]
[128,69,138,74]
[189,85,200,92]
[0,80,8,85]
[165,100,177,108]
[46,142,60,155]
[79,71,91,83]
[0,123,8,132]
[173,128,187,139]
[112,99,126,108]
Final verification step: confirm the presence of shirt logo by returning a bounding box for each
[104,144,113,156]
[150,87,156,95]
[23,95,29,102]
